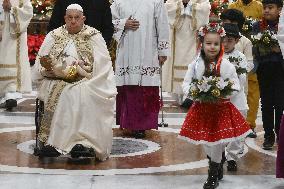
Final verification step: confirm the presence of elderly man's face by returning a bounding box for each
[64,9,86,34]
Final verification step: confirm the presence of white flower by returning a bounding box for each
[253,33,262,40]
[216,78,228,90]
[202,76,213,83]
[197,80,211,92]
[271,34,278,40]
[189,83,197,91]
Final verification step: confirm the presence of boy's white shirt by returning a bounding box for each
[224,49,249,111]
[182,55,240,100]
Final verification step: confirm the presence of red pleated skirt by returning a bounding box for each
[179,100,251,145]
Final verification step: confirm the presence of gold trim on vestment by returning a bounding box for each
[173,65,188,70]
[191,3,197,30]
[171,1,182,92]
[0,76,17,81]
[38,81,68,143]
[13,7,22,91]
[173,77,184,82]
[49,25,96,71]
[0,64,17,68]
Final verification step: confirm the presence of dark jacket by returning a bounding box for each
[47,0,114,46]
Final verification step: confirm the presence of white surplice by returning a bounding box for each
[162,0,210,94]
[111,0,170,86]
[33,26,117,161]
[0,0,32,102]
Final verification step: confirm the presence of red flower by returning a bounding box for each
[27,34,46,63]
[211,2,219,10]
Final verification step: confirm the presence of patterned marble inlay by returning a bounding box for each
[16,137,161,158]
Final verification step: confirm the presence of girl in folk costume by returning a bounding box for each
[179,23,251,189]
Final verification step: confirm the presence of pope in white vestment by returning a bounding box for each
[163,0,210,103]
[0,0,33,110]
[32,4,117,160]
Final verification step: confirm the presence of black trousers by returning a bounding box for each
[257,60,284,139]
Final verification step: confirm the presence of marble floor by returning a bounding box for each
[0,92,283,189]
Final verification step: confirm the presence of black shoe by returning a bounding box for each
[247,129,257,138]
[39,145,60,157]
[263,135,275,150]
[204,161,219,189]
[134,130,146,139]
[5,99,17,111]
[227,160,237,172]
[70,144,96,158]
[218,152,226,180]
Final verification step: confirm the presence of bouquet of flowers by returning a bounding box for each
[227,56,247,75]
[251,30,279,56]
[242,17,256,40]
[188,76,236,103]
[209,0,229,20]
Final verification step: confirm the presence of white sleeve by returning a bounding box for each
[32,32,55,81]
[238,54,248,87]
[226,63,240,98]
[155,0,170,56]
[182,61,196,97]
[111,0,127,42]
[10,0,33,33]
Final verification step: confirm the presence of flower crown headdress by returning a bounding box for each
[198,22,226,38]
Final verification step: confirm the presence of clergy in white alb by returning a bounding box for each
[32,4,117,160]
[0,0,33,110]
[162,0,210,103]
[111,0,170,138]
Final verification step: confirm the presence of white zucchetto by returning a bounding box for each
[66,4,84,13]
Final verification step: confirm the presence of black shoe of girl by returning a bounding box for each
[227,160,237,172]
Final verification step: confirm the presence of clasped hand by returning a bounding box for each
[125,17,140,31]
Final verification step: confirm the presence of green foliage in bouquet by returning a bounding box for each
[227,56,247,75]
[241,17,256,40]
[251,30,279,57]
[189,76,237,103]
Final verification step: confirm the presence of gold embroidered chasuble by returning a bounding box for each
[38,25,97,143]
